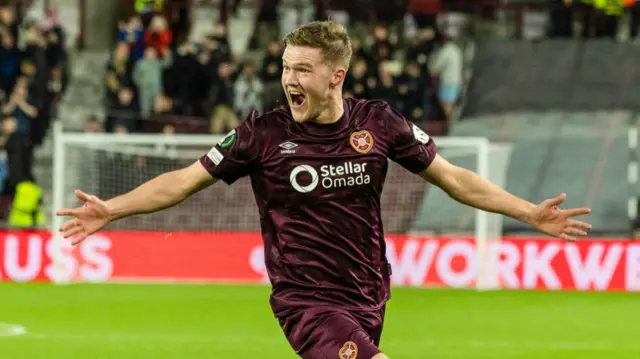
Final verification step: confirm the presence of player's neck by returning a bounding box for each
[313,96,344,125]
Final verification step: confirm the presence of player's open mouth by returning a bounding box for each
[289,91,306,108]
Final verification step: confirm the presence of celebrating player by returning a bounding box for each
[57,21,592,359]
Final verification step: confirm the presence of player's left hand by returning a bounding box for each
[529,193,592,241]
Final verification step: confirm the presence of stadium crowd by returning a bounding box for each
[0,1,67,221]
[100,0,464,138]
[547,0,640,39]
[99,0,640,139]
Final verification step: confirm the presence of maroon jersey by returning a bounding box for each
[199,98,437,317]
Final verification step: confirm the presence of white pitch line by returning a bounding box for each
[19,332,224,344]
[0,323,27,337]
[4,331,639,352]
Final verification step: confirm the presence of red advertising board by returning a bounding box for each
[0,230,638,291]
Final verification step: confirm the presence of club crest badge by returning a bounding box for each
[350,130,374,154]
[339,341,358,359]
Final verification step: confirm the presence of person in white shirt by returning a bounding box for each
[233,61,264,119]
[428,36,462,121]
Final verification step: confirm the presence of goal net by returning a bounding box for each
[52,124,512,289]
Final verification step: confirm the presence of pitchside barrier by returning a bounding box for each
[0,231,638,292]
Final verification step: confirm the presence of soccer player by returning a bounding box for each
[57,21,592,359]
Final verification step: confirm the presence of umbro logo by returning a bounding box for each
[279,141,298,154]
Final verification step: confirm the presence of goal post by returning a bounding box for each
[51,122,512,290]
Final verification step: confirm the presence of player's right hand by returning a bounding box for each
[56,190,110,245]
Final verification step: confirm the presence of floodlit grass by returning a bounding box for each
[1,283,638,359]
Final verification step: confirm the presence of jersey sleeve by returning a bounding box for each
[385,106,437,174]
[199,111,261,185]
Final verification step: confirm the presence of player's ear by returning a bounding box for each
[330,68,346,89]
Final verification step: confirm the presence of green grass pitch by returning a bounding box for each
[0,283,638,359]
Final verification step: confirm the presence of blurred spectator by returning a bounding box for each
[153,95,173,116]
[631,0,640,39]
[162,123,174,135]
[165,0,190,42]
[594,0,622,38]
[187,48,217,117]
[397,61,429,124]
[351,38,374,70]
[166,40,205,117]
[165,40,193,94]
[0,6,18,43]
[114,123,130,134]
[211,23,231,60]
[278,0,316,40]
[39,4,61,33]
[549,0,574,38]
[219,0,242,25]
[133,47,172,119]
[3,79,38,136]
[47,61,65,98]
[20,59,45,109]
[344,0,370,40]
[23,25,48,97]
[428,36,462,121]
[118,15,145,61]
[405,28,437,66]
[145,15,172,58]
[0,30,18,96]
[155,123,178,158]
[261,40,283,109]
[344,58,372,99]
[371,25,396,63]
[84,116,103,133]
[44,22,65,71]
[574,0,596,38]
[210,62,238,134]
[201,33,229,68]
[249,0,279,50]
[373,63,401,110]
[31,62,61,147]
[104,43,136,132]
[0,117,33,197]
[234,61,264,119]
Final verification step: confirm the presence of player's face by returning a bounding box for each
[282,45,336,123]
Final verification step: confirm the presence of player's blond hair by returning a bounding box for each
[282,20,352,69]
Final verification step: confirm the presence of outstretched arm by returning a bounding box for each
[58,112,260,244]
[420,155,536,223]
[105,160,217,221]
[420,154,592,241]
[57,161,217,243]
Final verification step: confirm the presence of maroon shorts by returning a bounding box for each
[279,306,386,359]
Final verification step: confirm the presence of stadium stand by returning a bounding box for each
[0,0,68,222]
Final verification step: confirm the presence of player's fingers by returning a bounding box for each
[565,227,588,237]
[74,189,96,203]
[568,219,592,230]
[62,225,83,239]
[563,207,591,218]
[559,233,576,242]
[56,207,80,217]
[71,232,87,245]
[59,218,79,232]
[544,193,567,208]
